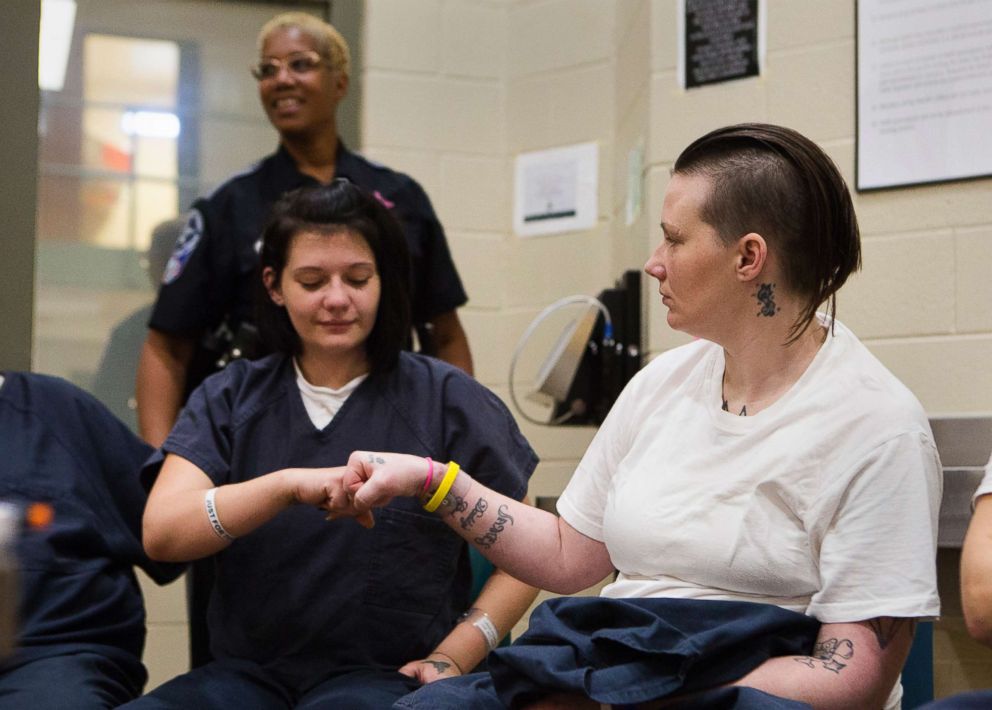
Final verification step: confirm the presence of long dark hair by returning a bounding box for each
[674,123,861,341]
[254,179,411,374]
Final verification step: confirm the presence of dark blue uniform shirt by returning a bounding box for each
[0,373,183,680]
[144,352,536,691]
[150,143,468,389]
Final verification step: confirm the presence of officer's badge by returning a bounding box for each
[162,209,204,284]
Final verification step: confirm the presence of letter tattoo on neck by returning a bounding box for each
[473,504,514,549]
[756,283,780,317]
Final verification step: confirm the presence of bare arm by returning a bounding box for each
[143,453,370,562]
[342,452,614,594]
[401,566,540,682]
[430,310,474,376]
[516,619,915,710]
[400,497,541,683]
[136,329,195,447]
[963,494,992,645]
[723,618,914,710]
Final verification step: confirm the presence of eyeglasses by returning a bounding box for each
[250,50,331,81]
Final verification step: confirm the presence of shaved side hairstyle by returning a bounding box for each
[673,123,862,341]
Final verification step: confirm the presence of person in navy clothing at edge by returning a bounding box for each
[0,372,184,708]
[122,181,538,709]
[136,11,472,450]
[333,124,943,710]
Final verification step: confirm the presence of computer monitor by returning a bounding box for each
[528,270,643,426]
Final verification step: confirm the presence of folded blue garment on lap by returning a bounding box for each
[394,597,818,709]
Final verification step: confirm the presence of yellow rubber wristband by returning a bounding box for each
[423,461,460,512]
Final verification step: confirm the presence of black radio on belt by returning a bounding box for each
[200,319,264,372]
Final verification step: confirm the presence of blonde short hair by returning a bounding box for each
[257,12,351,77]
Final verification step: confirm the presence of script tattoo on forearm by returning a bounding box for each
[460,497,488,529]
[756,283,780,317]
[869,618,915,650]
[473,504,514,549]
[794,638,854,674]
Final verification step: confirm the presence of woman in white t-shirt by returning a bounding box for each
[336,124,942,710]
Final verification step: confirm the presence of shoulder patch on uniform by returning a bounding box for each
[162,209,204,284]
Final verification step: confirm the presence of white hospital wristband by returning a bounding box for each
[473,613,500,651]
[204,488,236,542]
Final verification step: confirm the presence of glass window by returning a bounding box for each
[34,0,336,431]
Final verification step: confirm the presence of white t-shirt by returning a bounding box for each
[972,453,992,502]
[293,360,367,430]
[558,318,942,623]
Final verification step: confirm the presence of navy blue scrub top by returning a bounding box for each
[149,142,468,389]
[0,372,184,668]
[144,352,536,691]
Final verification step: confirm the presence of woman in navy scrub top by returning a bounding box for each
[127,181,538,709]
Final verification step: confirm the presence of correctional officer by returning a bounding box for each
[136,11,472,449]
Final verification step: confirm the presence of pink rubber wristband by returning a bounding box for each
[421,457,434,496]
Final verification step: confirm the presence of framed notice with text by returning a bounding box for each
[513,142,599,238]
[857,0,992,191]
[678,0,764,89]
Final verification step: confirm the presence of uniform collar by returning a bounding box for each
[271,140,361,186]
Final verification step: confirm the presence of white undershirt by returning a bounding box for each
[293,359,367,430]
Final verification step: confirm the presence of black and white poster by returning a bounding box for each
[680,0,763,89]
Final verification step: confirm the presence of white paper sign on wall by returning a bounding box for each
[514,142,598,238]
